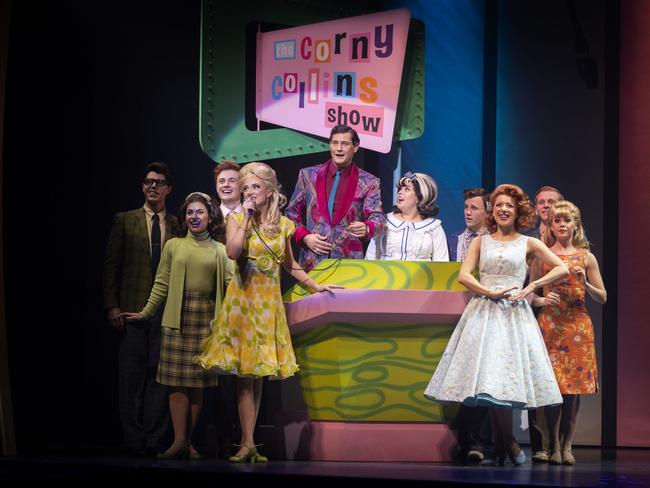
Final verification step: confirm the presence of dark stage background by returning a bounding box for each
[3,0,361,453]
[3,1,241,452]
[1,0,631,454]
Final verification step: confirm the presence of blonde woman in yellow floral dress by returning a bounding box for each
[531,201,606,466]
[197,162,342,463]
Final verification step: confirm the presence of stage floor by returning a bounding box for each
[1,447,649,487]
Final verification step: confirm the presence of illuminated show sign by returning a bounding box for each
[255,9,411,153]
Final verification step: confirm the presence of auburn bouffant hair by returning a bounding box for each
[486,184,536,232]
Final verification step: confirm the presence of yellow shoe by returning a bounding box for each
[252,451,268,463]
[228,446,257,463]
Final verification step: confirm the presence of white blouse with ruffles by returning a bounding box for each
[365,212,449,262]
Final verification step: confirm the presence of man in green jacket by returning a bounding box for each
[103,162,180,456]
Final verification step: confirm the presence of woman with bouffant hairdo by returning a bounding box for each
[485,184,536,233]
[425,184,569,466]
[122,192,234,460]
[365,171,449,261]
[197,162,342,463]
[531,201,606,465]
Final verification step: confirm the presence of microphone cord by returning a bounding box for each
[248,219,343,273]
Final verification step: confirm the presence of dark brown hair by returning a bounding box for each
[329,124,360,145]
[463,187,490,211]
[143,161,172,185]
[394,172,439,217]
[178,193,225,243]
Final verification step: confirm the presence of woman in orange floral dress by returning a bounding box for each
[532,201,607,466]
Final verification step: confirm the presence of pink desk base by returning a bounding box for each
[309,421,456,462]
[277,417,457,462]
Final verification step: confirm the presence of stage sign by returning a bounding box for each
[255,9,411,154]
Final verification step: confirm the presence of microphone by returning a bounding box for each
[247,208,254,218]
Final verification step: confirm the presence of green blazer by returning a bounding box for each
[103,207,180,312]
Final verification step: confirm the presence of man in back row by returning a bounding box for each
[211,160,242,456]
[529,185,564,239]
[214,160,242,220]
[103,162,180,456]
[526,184,564,463]
[447,188,490,463]
[448,188,490,262]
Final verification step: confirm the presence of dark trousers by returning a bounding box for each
[454,404,489,454]
[215,375,239,456]
[528,408,548,453]
[118,315,169,450]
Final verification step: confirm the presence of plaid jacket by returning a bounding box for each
[285,160,385,271]
[103,207,180,312]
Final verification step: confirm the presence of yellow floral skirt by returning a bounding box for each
[197,262,299,379]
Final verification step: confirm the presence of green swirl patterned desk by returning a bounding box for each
[284,260,472,462]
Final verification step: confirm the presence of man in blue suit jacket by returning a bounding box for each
[447,188,489,262]
[447,188,490,463]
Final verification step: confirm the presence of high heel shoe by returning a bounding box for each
[156,445,190,460]
[228,445,258,463]
[253,450,268,463]
[508,448,526,466]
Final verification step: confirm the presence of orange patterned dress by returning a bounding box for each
[538,249,598,394]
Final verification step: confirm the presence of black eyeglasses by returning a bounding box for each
[143,178,168,187]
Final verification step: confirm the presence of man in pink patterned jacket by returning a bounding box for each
[286,124,386,271]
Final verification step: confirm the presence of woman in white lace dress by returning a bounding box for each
[424,184,568,465]
[365,172,449,261]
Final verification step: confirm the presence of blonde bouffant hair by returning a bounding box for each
[542,200,590,249]
[239,162,287,237]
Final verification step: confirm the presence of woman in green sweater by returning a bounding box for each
[123,192,234,459]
